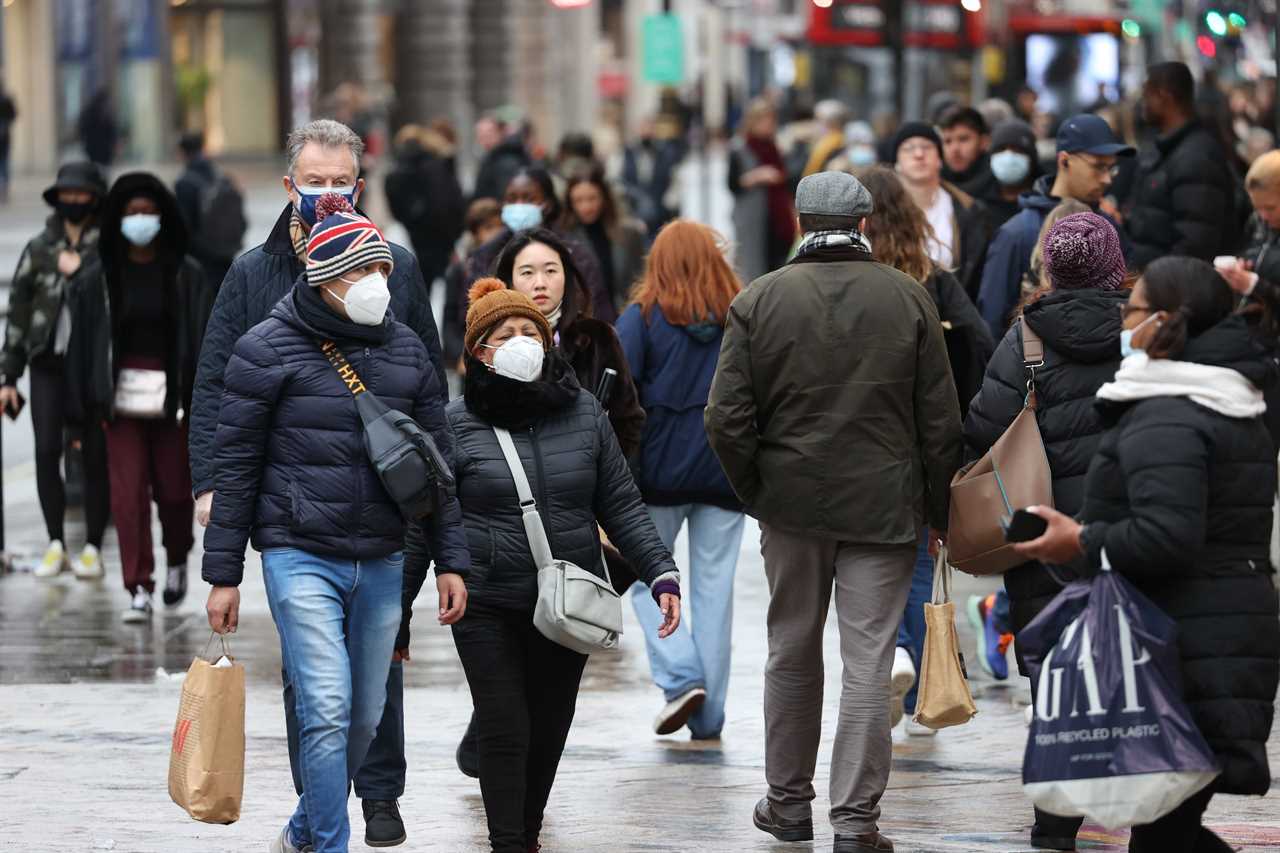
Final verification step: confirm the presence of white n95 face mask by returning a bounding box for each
[326,271,390,326]
[484,335,545,383]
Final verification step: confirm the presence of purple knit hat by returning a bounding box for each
[1042,212,1126,291]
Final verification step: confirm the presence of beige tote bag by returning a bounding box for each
[912,547,978,730]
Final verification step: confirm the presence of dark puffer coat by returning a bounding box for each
[964,288,1126,669]
[440,355,675,611]
[1124,119,1236,270]
[1077,317,1279,795]
[200,282,468,587]
[189,204,446,497]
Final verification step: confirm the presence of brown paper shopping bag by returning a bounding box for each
[168,633,245,824]
[912,546,978,730]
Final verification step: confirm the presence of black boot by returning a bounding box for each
[456,713,479,778]
[752,797,813,842]
[362,799,406,848]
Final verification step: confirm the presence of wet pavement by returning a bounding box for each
[2,481,1279,853]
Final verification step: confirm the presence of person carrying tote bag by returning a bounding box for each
[440,278,681,853]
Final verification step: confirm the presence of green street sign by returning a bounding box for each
[642,14,684,85]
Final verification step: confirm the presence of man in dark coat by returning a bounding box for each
[187,118,445,848]
[472,121,532,203]
[174,131,245,297]
[706,172,962,853]
[976,114,1134,339]
[383,124,465,297]
[939,105,993,199]
[1124,62,1236,270]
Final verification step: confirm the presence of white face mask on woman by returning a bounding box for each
[325,271,390,326]
[482,335,545,382]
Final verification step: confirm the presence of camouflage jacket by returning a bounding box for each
[2,216,100,382]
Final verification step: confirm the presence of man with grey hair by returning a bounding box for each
[706,172,962,853]
[189,117,445,850]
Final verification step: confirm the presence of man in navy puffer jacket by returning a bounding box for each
[203,197,468,853]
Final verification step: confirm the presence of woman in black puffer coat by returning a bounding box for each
[440,279,679,853]
[1017,257,1280,853]
[964,212,1128,851]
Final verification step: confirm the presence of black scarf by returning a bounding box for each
[463,348,579,430]
[291,278,388,345]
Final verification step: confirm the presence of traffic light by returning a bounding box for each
[1196,34,1217,57]
[1121,18,1141,39]
[1205,10,1227,36]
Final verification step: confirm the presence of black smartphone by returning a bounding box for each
[1003,508,1048,543]
[4,390,24,421]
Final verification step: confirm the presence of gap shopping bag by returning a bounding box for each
[1018,554,1219,829]
[168,633,245,824]
[912,546,979,729]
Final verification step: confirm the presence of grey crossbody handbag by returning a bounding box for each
[493,426,623,654]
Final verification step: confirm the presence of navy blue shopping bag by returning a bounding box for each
[1018,555,1219,829]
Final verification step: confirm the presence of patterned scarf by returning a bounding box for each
[289,209,309,262]
[794,229,873,259]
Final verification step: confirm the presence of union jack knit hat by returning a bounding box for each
[305,194,395,286]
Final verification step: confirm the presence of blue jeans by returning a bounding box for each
[630,503,745,739]
[895,531,933,714]
[262,547,403,853]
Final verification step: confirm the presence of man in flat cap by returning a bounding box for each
[706,172,962,853]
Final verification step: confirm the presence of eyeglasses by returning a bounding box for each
[899,141,937,157]
[1118,302,1153,319]
[1072,154,1121,179]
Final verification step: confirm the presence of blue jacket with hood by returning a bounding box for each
[616,303,741,511]
[975,176,1128,340]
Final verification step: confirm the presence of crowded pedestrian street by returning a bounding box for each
[5,2,1280,852]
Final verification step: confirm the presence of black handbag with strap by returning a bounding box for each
[319,339,453,520]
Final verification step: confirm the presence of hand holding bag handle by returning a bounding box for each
[493,427,623,654]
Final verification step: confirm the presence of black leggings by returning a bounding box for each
[452,603,588,853]
[1128,783,1230,852]
[30,356,108,546]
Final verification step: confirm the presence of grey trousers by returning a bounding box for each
[760,523,916,836]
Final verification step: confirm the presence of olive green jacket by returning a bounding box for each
[705,245,963,544]
[3,216,100,382]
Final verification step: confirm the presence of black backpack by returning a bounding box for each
[195,167,248,262]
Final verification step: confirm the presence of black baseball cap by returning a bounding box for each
[1056,114,1135,157]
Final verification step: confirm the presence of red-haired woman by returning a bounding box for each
[615,219,746,740]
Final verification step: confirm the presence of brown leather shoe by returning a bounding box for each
[834,831,894,852]
[752,797,814,842]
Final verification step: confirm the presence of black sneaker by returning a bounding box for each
[456,714,479,778]
[163,563,188,607]
[834,832,895,852]
[362,799,406,848]
[1030,835,1076,851]
[752,797,813,842]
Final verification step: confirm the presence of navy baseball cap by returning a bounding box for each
[1055,114,1136,157]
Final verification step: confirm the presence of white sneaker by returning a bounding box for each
[73,544,103,579]
[890,647,916,727]
[903,716,938,737]
[269,825,313,853]
[653,687,707,735]
[34,540,66,577]
[121,587,153,624]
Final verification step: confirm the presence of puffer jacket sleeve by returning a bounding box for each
[705,294,760,505]
[963,322,1027,462]
[910,287,964,530]
[394,247,449,404]
[410,345,470,575]
[592,401,676,585]
[201,329,286,586]
[1080,404,1209,575]
[189,259,249,497]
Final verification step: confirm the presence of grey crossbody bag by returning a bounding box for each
[492,426,622,654]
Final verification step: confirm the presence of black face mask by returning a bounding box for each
[56,200,95,225]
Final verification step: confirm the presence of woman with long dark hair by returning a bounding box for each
[615,219,745,739]
[1017,257,1280,853]
[562,168,647,313]
[855,165,995,739]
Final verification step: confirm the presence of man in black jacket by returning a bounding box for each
[1124,62,1236,270]
[188,117,445,848]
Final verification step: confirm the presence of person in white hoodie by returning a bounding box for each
[1014,256,1280,853]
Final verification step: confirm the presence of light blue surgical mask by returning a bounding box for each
[501,203,543,232]
[848,145,877,167]
[121,213,161,247]
[990,150,1031,186]
[1120,313,1159,358]
[291,179,358,227]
